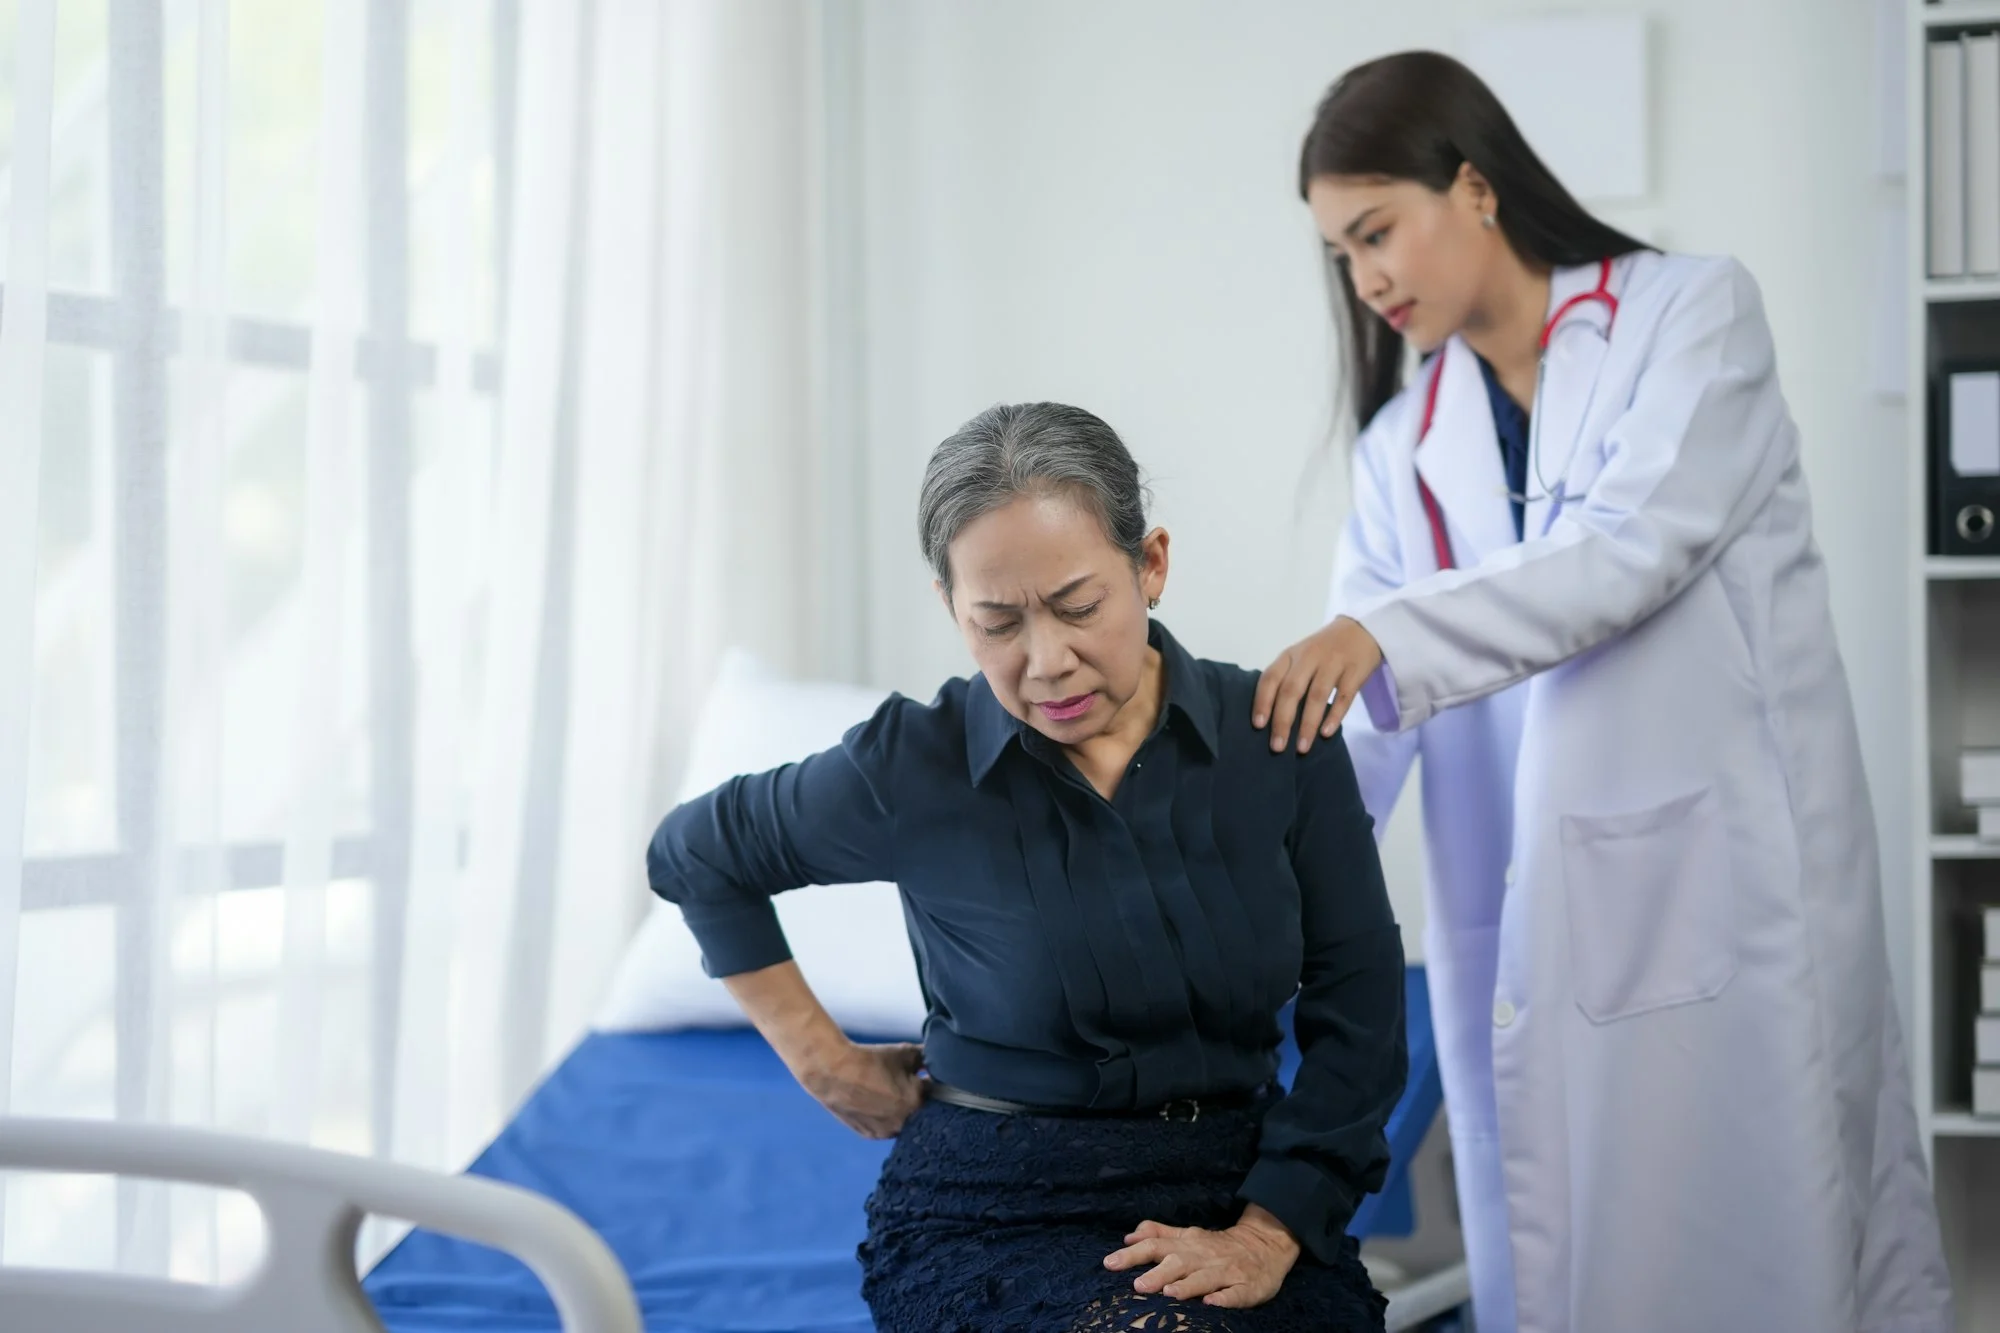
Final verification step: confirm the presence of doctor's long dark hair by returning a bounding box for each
[1301,51,1651,434]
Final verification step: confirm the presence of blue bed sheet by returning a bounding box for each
[364,967,1438,1332]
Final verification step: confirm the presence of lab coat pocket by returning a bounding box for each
[1561,785,1738,1024]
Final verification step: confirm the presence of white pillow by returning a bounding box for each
[593,649,929,1038]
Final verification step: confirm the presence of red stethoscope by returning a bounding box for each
[1413,257,1618,571]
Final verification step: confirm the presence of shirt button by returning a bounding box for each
[1493,999,1517,1029]
[1503,863,1517,888]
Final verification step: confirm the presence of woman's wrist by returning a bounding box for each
[794,1030,860,1088]
[1232,1203,1302,1262]
[720,963,854,1084]
[762,1006,848,1085]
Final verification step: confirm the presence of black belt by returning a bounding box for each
[925,1080,1267,1123]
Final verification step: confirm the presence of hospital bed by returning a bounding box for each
[0,969,1464,1332]
[360,966,1464,1332]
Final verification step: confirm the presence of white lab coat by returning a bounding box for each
[1331,253,1953,1333]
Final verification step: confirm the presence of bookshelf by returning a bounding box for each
[1913,6,2000,1326]
[1926,555,2000,577]
[1929,2,2000,27]
[1925,276,2000,301]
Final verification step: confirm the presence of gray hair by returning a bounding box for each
[918,402,1151,597]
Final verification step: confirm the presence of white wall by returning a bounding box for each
[844,0,1911,1011]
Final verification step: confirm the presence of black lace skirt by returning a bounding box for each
[857,1088,1387,1333]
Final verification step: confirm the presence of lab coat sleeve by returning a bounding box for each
[1330,407,1421,828]
[1347,258,1793,732]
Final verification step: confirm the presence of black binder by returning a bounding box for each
[1933,361,2000,556]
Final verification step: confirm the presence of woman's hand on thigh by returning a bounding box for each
[1102,1205,1301,1308]
[800,1040,928,1139]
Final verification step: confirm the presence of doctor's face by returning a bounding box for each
[1307,173,1495,353]
[941,492,1168,748]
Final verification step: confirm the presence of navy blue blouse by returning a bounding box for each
[1478,353,1530,540]
[646,622,1407,1261]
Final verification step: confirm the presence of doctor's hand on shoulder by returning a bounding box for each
[1253,616,1383,754]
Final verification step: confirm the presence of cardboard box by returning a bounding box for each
[1980,1016,2000,1065]
[1967,750,2000,805]
[1978,1066,2000,1117]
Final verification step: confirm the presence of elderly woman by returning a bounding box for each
[646,403,1405,1332]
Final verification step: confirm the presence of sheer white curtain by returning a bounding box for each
[0,0,835,1279]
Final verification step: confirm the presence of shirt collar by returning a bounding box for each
[963,619,1219,785]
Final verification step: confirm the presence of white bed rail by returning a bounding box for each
[0,1116,642,1333]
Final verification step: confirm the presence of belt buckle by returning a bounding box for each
[1158,1098,1200,1123]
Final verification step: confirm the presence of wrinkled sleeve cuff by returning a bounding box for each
[677,898,793,978]
[1236,1156,1360,1266]
[1357,659,1403,735]
[1348,596,1432,733]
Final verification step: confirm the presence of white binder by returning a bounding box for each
[1932,39,1968,277]
[1968,35,2000,273]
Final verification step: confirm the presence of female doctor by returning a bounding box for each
[1252,52,1953,1333]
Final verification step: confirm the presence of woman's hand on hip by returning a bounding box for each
[800,1040,928,1139]
[1252,615,1384,754]
[720,962,925,1139]
[1103,1204,1301,1308]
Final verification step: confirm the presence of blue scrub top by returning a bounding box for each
[1479,353,1531,539]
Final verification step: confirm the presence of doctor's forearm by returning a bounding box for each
[1353,519,1722,730]
[1347,261,1791,731]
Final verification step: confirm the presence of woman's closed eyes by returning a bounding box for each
[976,600,1100,639]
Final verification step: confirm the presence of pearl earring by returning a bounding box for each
[1148,596,1160,610]
[1481,213,1497,229]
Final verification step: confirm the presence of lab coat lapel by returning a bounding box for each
[1390,419,1449,577]
[1412,338,1516,566]
[1527,262,1617,535]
